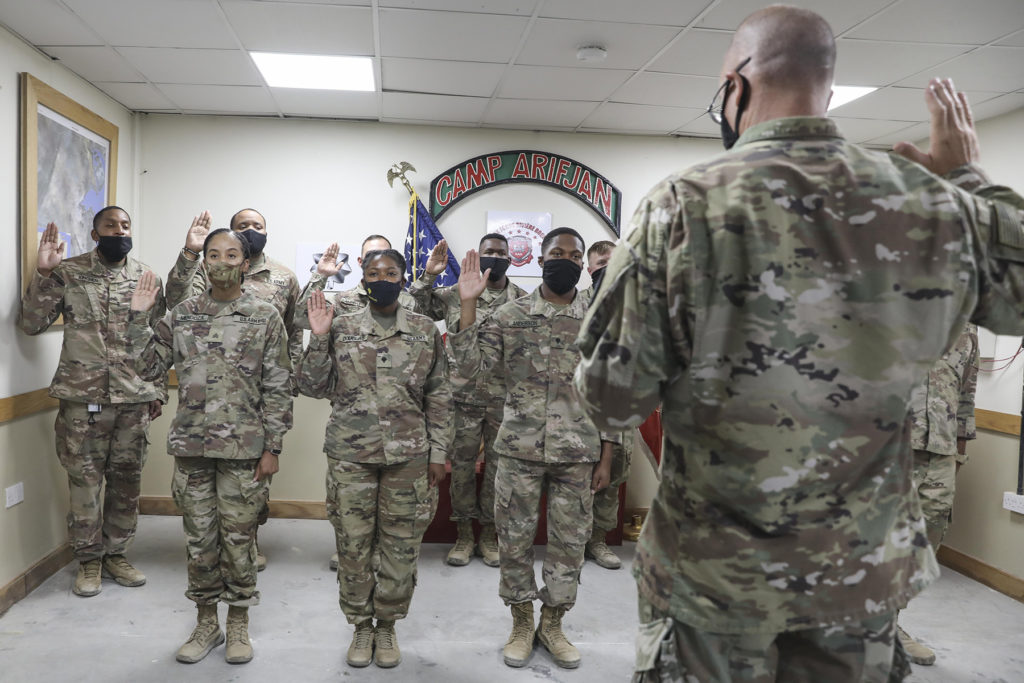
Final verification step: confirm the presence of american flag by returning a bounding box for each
[405,192,460,287]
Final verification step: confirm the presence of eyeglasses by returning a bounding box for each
[706,56,751,124]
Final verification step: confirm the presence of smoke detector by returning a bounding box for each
[576,45,608,63]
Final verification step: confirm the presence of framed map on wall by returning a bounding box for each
[20,73,118,298]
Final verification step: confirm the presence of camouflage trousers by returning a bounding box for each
[632,595,910,683]
[912,449,957,548]
[325,457,437,624]
[592,441,632,534]
[54,400,150,561]
[171,457,269,607]
[449,401,501,523]
[494,456,594,609]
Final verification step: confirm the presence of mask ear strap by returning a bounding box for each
[734,75,751,135]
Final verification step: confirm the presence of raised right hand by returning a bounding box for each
[184,211,212,253]
[307,290,335,335]
[36,222,65,276]
[459,249,490,302]
[317,242,342,277]
[893,78,980,176]
[131,271,160,312]
[425,239,449,276]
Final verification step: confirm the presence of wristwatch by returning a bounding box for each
[269,449,282,456]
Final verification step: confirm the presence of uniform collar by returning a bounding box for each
[89,248,137,279]
[353,304,417,338]
[197,290,252,316]
[734,116,844,149]
[247,252,269,274]
[527,286,586,318]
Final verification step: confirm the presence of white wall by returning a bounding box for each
[0,23,136,588]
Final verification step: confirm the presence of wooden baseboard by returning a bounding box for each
[0,543,73,617]
[139,496,326,520]
[936,545,1024,604]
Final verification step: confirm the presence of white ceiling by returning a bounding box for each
[1,0,1023,146]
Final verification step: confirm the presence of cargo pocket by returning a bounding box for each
[325,468,341,528]
[634,617,675,675]
[239,473,270,512]
[170,463,190,511]
[413,474,437,537]
[54,404,90,469]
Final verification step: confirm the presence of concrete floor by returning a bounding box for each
[1,515,1021,682]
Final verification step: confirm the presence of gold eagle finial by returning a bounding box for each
[386,161,417,195]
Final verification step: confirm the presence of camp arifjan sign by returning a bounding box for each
[429,150,623,235]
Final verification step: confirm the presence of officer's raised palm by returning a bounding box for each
[425,239,449,276]
[36,222,65,275]
[131,271,160,312]
[185,211,212,252]
[459,249,490,301]
[307,290,334,335]
[318,242,343,277]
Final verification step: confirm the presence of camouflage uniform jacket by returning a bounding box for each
[129,291,294,458]
[17,250,167,404]
[293,272,417,329]
[295,305,453,466]
[909,323,980,463]
[409,270,527,407]
[166,250,302,367]
[450,287,619,465]
[574,117,1024,634]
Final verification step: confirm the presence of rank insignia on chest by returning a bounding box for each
[377,351,392,368]
[509,320,540,328]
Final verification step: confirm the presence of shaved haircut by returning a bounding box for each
[733,5,835,91]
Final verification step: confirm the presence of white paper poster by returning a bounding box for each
[486,210,551,278]
[295,242,363,291]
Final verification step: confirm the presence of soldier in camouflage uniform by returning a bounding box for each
[450,230,617,670]
[411,235,526,568]
[573,7,1024,682]
[167,209,301,570]
[17,208,166,598]
[582,240,632,571]
[130,229,293,665]
[898,323,980,665]
[296,249,452,669]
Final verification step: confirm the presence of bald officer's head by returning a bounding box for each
[716,6,836,141]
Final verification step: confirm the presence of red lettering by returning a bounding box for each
[452,168,468,198]
[511,153,530,178]
[530,153,548,180]
[576,170,593,202]
[466,158,489,190]
[594,177,613,218]
[553,158,572,186]
[562,165,581,191]
[435,176,453,207]
[546,156,558,182]
[487,155,502,182]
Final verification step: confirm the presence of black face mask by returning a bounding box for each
[240,230,267,256]
[364,280,403,307]
[590,266,607,295]
[96,235,132,262]
[720,76,751,150]
[479,256,510,282]
[542,259,582,295]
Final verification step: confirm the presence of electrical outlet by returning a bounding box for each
[1002,492,1024,515]
[5,482,24,508]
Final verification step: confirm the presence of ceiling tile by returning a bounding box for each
[382,92,487,122]
[996,29,1024,47]
[847,0,1024,44]
[381,57,505,97]
[648,29,733,77]
[866,121,930,146]
[483,98,597,128]
[380,9,529,62]
[828,117,919,144]
[117,47,260,85]
[272,88,378,118]
[540,0,705,26]
[380,1,534,14]
[834,40,972,87]
[828,86,1001,120]
[611,72,717,109]
[62,0,236,48]
[516,18,680,69]
[582,102,701,132]
[221,1,374,55]
[0,0,100,45]
[673,111,719,137]
[967,91,1024,120]
[158,84,278,113]
[94,81,176,110]
[498,66,632,101]
[696,0,894,34]
[896,47,1024,93]
[41,45,141,81]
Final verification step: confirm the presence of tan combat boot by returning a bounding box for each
[329,553,339,571]
[176,603,223,663]
[503,602,535,668]
[446,520,475,566]
[346,619,374,667]
[255,539,267,573]
[225,605,253,664]
[478,524,500,567]
[102,554,147,586]
[898,626,935,665]
[72,559,102,597]
[374,620,401,668]
[537,604,580,669]
[585,529,622,570]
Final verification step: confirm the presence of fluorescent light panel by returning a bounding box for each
[251,52,375,91]
[828,85,877,111]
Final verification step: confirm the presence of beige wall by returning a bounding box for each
[0,22,136,588]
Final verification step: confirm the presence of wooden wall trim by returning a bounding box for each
[0,543,72,617]
[0,388,57,424]
[937,545,1024,604]
[975,408,1020,437]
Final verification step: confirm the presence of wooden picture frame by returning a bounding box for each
[20,73,118,297]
